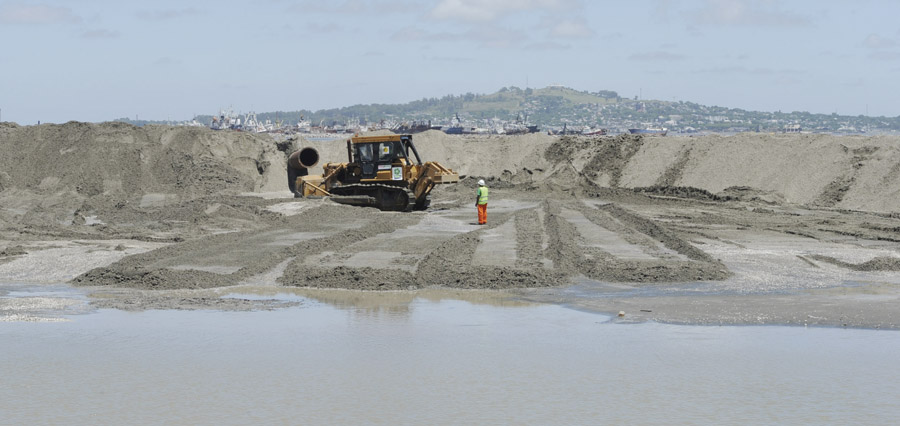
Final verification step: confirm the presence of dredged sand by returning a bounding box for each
[1,122,899,327]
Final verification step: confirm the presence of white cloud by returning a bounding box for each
[390,24,527,48]
[695,66,804,75]
[307,22,341,33]
[869,51,900,61]
[526,40,570,51]
[427,54,477,61]
[844,78,864,88]
[688,0,811,28]
[154,57,182,66]
[430,0,579,22]
[862,34,896,49]
[750,67,803,75]
[390,26,457,42]
[136,8,201,21]
[629,51,685,62]
[288,0,426,15]
[419,1,589,48]
[0,3,81,24]
[465,25,528,48]
[601,32,623,41]
[81,29,120,39]
[771,75,801,85]
[696,66,745,74]
[652,0,674,23]
[547,18,593,39]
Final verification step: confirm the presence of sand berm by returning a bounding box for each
[2,121,900,327]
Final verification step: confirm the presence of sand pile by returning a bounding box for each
[0,122,289,233]
[614,133,900,212]
[5,123,900,325]
[459,132,900,213]
[303,130,900,213]
[4,123,900,223]
[0,121,285,197]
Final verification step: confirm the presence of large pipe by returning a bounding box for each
[288,147,319,170]
[287,147,320,195]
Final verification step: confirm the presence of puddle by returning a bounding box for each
[1,283,92,322]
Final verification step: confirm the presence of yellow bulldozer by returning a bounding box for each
[287,134,459,211]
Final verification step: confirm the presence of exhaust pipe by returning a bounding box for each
[288,147,319,170]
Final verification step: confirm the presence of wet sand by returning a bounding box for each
[2,123,899,328]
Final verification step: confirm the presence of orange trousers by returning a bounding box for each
[477,203,487,224]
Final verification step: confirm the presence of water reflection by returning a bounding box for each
[2,296,900,424]
[223,286,536,320]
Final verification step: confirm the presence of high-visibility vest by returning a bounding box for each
[477,186,489,204]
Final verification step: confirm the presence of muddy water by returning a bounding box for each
[2,287,900,424]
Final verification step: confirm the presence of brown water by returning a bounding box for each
[2,286,900,424]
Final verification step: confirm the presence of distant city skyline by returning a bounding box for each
[2,0,899,124]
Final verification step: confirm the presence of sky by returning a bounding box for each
[1,0,899,124]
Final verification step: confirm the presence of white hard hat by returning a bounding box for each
[477,179,485,186]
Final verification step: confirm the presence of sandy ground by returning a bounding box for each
[2,122,899,328]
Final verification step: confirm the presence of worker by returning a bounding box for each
[475,179,489,225]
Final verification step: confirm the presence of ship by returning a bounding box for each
[443,113,478,135]
[210,109,242,130]
[547,123,582,136]
[582,127,607,136]
[502,113,540,135]
[391,120,441,134]
[628,128,667,136]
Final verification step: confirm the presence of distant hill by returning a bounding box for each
[121,86,900,134]
[189,86,619,129]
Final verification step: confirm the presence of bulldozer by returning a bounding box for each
[287,134,459,211]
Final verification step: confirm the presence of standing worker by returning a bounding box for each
[475,179,489,225]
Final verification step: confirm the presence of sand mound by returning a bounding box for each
[4,123,899,299]
[523,133,900,213]
[4,124,900,221]
[0,121,286,198]
[0,122,290,232]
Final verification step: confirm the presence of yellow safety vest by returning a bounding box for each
[477,186,489,205]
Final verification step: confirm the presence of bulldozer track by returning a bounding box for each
[330,183,416,212]
[74,199,732,291]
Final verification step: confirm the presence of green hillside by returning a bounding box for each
[125,85,899,133]
[189,86,621,129]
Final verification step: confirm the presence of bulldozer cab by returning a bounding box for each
[348,135,421,180]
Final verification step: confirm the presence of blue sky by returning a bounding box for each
[1,0,899,124]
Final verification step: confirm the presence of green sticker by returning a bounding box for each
[392,167,403,180]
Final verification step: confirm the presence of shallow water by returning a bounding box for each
[2,286,900,424]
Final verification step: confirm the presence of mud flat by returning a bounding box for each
[1,122,899,328]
